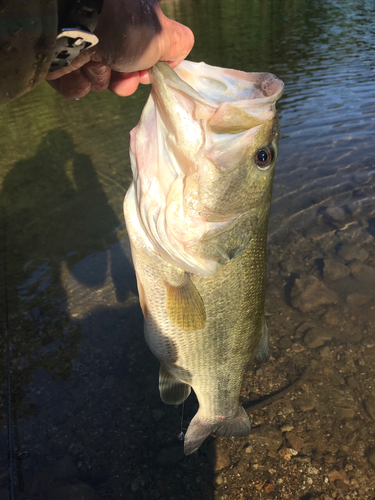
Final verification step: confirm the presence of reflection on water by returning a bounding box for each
[1,0,375,498]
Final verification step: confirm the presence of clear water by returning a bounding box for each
[0,0,374,498]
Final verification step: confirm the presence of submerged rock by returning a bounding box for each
[323,258,350,283]
[338,244,369,262]
[290,276,339,313]
[303,327,333,349]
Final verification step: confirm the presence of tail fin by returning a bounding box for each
[184,406,251,455]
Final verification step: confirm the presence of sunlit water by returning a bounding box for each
[1,0,374,498]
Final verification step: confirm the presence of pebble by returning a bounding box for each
[330,373,345,386]
[323,258,350,283]
[348,261,375,282]
[215,474,224,485]
[205,440,231,471]
[245,445,253,454]
[364,398,375,420]
[278,447,298,460]
[285,432,305,452]
[280,424,294,432]
[248,425,283,451]
[296,397,316,412]
[304,328,332,349]
[324,206,346,222]
[338,244,369,262]
[307,466,319,475]
[339,407,355,419]
[291,276,339,313]
[334,479,350,491]
[320,346,331,358]
[346,376,359,389]
[346,293,370,307]
[323,310,340,326]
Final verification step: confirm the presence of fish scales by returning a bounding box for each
[124,60,283,454]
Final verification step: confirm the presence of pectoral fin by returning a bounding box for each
[166,273,206,331]
[159,364,191,405]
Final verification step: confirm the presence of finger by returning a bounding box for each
[109,71,141,96]
[82,62,111,92]
[48,68,92,98]
[158,14,194,65]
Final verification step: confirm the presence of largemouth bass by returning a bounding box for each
[124,61,283,455]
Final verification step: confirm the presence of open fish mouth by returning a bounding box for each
[128,61,283,276]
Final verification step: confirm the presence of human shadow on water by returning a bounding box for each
[0,128,136,497]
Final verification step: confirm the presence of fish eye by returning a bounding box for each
[255,147,273,169]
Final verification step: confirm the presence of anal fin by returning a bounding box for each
[159,364,191,405]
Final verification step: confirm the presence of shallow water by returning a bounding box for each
[0,0,374,498]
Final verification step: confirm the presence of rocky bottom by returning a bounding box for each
[1,198,375,500]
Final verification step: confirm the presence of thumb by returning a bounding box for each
[157,13,194,67]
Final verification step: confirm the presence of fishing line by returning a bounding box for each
[2,212,15,500]
[178,401,186,441]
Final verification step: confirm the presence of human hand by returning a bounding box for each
[46,0,194,98]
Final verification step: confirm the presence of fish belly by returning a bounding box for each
[124,186,269,454]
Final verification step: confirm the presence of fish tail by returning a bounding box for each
[184,406,251,455]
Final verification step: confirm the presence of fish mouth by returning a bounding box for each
[128,61,283,276]
[156,60,284,106]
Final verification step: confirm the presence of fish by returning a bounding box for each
[124,60,283,455]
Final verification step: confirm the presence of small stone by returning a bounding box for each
[264,483,275,494]
[215,474,224,485]
[339,407,355,418]
[280,424,294,432]
[245,445,253,454]
[330,373,345,386]
[304,328,332,348]
[278,447,298,460]
[338,244,369,262]
[328,469,349,484]
[325,206,346,222]
[307,466,319,475]
[320,346,331,358]
[367,448,375,468]
[346,376,359,389]
[285,432,305,451]
[323,258,350,283]
[151,409,166,421]
[205,441,231,471]
[364,398,375,420]
[323,310,340,326]
[346,293,371,307]
[291,276,339,313]
[248,425,283,451]
[296,397,316,412]
[342,359,357,374]
[334,479,350,491]
[349,262,375,282]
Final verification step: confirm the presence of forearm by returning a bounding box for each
[0,0,58,105]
